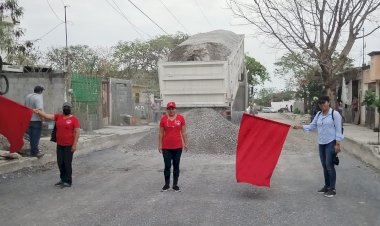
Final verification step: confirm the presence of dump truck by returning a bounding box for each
[158,30,248,116]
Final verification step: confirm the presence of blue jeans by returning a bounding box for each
[319,141,336,189]
[27,121,42,155]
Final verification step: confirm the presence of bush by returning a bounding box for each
[293,108,301,114]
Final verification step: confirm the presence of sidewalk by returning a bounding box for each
[286,113,380,170]
[0,125,156,175]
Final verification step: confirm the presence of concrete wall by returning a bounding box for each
[110,78,134,125]
[2,72,66,113]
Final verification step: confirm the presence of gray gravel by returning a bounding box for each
[168,30,243,61]
[129,108,238,154]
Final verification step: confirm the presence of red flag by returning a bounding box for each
[0,96,33,153]
[236,113,290,187]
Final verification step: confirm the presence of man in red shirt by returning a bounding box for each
[158,101,188,192]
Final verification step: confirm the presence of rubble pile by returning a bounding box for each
[129,108,239,155]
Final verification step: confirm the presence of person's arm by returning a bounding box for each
[33,109,54,120]
[293,113,318,131]
[181,125,188,151]
[158,127,164,153]
[71,128,80,152]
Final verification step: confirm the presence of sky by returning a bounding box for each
[18,0,380,90]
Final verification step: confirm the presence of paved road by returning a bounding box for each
[0,113,379,226]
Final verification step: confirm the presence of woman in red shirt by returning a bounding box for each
[34,102,80,188]
[158,101,188,192]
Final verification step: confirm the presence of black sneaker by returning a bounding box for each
[317,186,328,193]
[54,181,64,187]
[172,185,181,192]
[324,189,336,198]
[60,182,71,188]
[161,184,170,192]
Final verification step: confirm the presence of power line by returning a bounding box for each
[158,0,190,34]
[193,0,212,28]
[104,0,150,38]
[31,22,65,41]
[110,0,152,38]
[127,0,169,35]
[46,0,64,22]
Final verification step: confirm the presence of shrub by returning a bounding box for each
[293,108,301,114]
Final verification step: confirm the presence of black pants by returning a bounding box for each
[57,145,74,185]
[162,149,182,186]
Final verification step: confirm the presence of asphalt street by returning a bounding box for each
[0,113,379,226]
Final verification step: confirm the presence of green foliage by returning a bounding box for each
[255,88,274,106]
[293,108,301,114]
[0,0,34,64]
[272,89,294,102]
[362,90,376,107]
[245,55,269,86]
[373,97,380,113]
[113,32,189,74]
[45,45,118,76]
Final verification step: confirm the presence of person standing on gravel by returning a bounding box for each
[293,95,344,198]
[24,85,45,158]
[158,101,188,192]
[34,102,80,188]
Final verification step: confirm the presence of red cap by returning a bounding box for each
[166,101,176,109]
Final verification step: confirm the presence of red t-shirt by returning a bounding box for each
[160,114,186,149]
[54,114,80,146]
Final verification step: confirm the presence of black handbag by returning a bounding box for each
[333,154,339,165]
[50,124,57,142]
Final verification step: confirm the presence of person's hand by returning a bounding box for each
[293,125,303,129]
[158,145,162,153]
[335,143,341,153]
[33,109,40,114]
[184,144,188,152]
[71,144,77,153]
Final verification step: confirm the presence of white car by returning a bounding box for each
[262,107,276,113]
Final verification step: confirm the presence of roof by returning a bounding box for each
[168,30,244,62]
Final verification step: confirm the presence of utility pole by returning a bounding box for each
[362,27,365,67]
[64,5,68,102]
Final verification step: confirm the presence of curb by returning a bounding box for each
[342,137,380,170]
[0,128,151,175]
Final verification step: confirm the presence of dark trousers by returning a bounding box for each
[57,145,74,185]
[27,121,42,155]
[319,141,336,189]
[162,149,182,186]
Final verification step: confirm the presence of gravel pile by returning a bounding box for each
[168,30,244,62]
[129,108,239,155]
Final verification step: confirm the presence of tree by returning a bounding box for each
[245,55,269,86]
[44,45,118,76]
[255,88,275,106]
[229,0,380,106]
[0,0,33,64]
[113,32,189,76]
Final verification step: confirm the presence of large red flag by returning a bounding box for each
[0,96,33,153]
[236,113,290,187]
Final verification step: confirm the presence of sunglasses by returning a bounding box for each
[167,107,175,110]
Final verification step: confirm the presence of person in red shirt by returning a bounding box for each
[158,101,188,192]
[34,102,80,188]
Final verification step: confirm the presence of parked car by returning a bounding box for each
[262,107,276,113]
[278,107,289,113]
